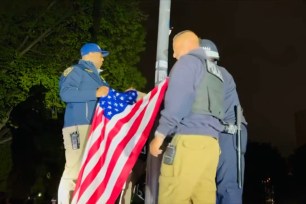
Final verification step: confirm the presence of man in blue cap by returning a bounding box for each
[201,39,248,204]
[57,43,110,204]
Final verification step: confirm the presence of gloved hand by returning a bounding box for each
[224,123,238,134]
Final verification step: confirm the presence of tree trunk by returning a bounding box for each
[92,0,105,42]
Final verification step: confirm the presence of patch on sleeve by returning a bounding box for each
[84,68,93,73]
[63,67,74,77]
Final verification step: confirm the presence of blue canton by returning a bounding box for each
[98,89,138,120]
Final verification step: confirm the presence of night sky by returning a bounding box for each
[139,0,306,157]
[2,1,306,202]
[2,0,306,157]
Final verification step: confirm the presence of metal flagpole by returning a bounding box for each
[154,0,171,85]
[145,0,171,203]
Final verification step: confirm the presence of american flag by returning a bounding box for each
[71,78,168,204]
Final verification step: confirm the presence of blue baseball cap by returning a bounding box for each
[80,43,109,57]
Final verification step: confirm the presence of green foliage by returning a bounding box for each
[0,0,148,197]
[84,0,148,91]
[99,0,147,90]
[0,0,147,123]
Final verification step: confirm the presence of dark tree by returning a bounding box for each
[243,142,287,203]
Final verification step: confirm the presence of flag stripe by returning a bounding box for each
[72,113,106,202]
[74,85,158,202]
[75,102,142,203]
[71,78,168,204]
[89,89,159,203]
[97,104,149,202]
[104,83,167,203]
[73,108,104,198]
[76,98,147,203]
[76,99,149,203]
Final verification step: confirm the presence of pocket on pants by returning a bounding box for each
[182,139,207,150]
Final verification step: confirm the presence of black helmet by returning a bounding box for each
[200,39,220,60]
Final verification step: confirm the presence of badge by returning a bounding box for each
[63,67,74,77]
[84,68,93,73]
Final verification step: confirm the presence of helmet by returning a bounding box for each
[200,39,220,60]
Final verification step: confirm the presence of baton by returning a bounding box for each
[236,105,243,189]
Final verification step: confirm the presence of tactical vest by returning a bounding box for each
[190,54,224,120]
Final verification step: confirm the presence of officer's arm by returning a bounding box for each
[156,56,198,137]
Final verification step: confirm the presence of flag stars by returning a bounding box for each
[74,80,168,204]
[98,88,138,119]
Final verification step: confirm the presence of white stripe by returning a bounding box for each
[71,113,105,204]
[205,50,220,59]
[98,85,162,202]
[73,80,167,203]
[77,92,153,203]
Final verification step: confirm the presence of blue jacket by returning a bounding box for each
[59,60,108,127]
[219,66,247,125]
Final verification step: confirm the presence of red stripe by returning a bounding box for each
[102,104,147,203]
[75,111,106,202]
[87,93,155,203]
[106,85,165,203]
[73,79,168,203]
[73,107,103,199]
[76,99,144,202]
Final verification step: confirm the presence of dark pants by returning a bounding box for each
[216,125,248,204]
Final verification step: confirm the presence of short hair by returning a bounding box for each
[173,30,200,46]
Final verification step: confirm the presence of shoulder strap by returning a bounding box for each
[73,64,106,86]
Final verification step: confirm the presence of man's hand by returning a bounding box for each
[224,123,238,134]
[149,133,165,157]
[125,88,146,101]
[136,91,146,101]
[96,86,109,97]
